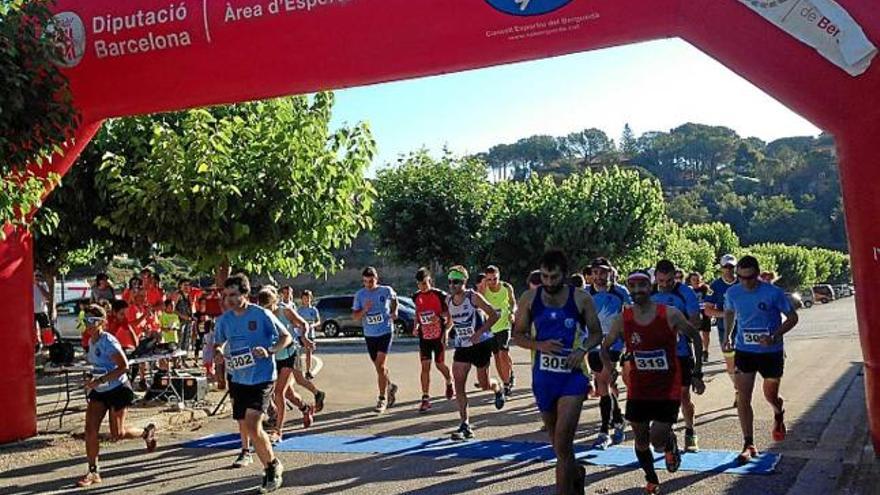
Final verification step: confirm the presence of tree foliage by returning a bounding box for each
[373,151,490,269]
[0,0,80,234]
[97,94,376,276]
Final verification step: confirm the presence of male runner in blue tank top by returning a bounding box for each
[513,250,603,495]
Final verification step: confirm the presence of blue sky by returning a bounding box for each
[330,38,821,174]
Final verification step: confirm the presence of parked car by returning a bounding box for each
[833,284,853,297]
[786,292,804,310]
[798,289,815,308]
[55,297,90,343]
[315,295,415,338]
[812,284,836,304]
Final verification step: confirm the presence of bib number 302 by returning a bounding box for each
[539,353,571,373]
[743,328,770,344]
[228,349,255,371]
[634,350,668,371]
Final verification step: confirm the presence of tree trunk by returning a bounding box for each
[43,266,58,321]
[215,257,231,288]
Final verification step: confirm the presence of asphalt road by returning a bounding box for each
[1,298,869,494]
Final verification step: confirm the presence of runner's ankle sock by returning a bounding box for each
[685,427,695,437]
[635,448,659,484]
[744,436,754,448]
[299,405,308,412]
[599,395,612,432]
[665,432,678,452]
[611,394,623,424]
[88,464,98,473]
[378,396,386,401]
[422,394,429,400]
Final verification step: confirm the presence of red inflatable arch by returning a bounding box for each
[3,0,880,451]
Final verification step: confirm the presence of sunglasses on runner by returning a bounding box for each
[85,316,105,326]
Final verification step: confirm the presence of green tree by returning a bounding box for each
[619,123,638,157]
[656,221,715,276]
[98,94,375,280]
[681,222,740,263]
[482,167,666,283]
[747,243,816,290]
[373,150,490,271]
[1,0,80,234]
[561,128,615,164]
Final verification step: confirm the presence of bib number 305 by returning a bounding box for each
[633,349,668,371]
[539,353,572,373]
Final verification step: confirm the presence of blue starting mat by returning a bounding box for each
[184,433,780,475]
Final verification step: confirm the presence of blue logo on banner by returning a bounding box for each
[485,0,573,16]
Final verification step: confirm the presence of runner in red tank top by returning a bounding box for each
[412,267,453,412]
[600,270,704,495]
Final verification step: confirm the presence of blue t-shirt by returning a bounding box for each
[706,277,738,334]
[88,332,129,393]
[588,284,631,352]
[215,304,286,385]
[353,286,397,337]
[651,283,701,357]
[725,282,793,354]
[297,305,320,339]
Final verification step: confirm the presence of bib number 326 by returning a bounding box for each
[634,349,668,371]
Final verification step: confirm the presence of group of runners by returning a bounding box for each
[76,248,798,494]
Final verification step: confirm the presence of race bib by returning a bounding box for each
[228,348,255,371]
[365,313,385,326]
[633,349,669,371]
[742,328,770,345]
[454,324,475,347]
[538,351,572,373]
[418,312,435,325]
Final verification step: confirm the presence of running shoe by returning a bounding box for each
[664,444,681,473]
[76,471,102,487]
[503,384,512,398]
[375,397,387,414]
[302,405,314,428]
[644,481,661,494]
[259,460,284,493]
[232,450,253,468]
[451,422,474,441]
[611,422,625,445]
[314,391,326,413]
[592,432,612,450]
[142,423,157,453]
[737,445,758,464]
[387,383,399,408]
[773,399,786,441]
[445,382,454,400]
[494,390,506,410]
[685,433,699,453]
[418,398,432,414]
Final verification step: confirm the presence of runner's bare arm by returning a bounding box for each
[512,290,536,350]
[473,292,500,337]
[576,291,604,351]
[390,295,399,320]
[669,306,703,375]
[703,302,724,319]
[773,307,799,342]
[723,308,736,350]
[600,316,623,371]
[284,307,308,332]
[506,282,517,325]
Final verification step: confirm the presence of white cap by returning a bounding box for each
[720,254,737,267]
